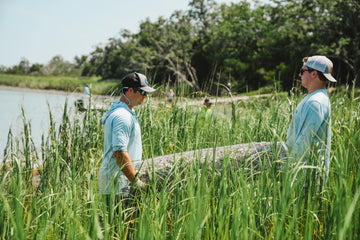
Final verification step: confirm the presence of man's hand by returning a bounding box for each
[135,178,149,191]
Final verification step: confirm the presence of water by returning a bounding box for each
[0,87,82,159]
[0,87,239,161]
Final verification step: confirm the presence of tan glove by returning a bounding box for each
[135,178,149,190]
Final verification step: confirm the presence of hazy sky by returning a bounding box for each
[0,0,237,67]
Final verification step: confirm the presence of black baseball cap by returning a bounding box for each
[204,98,212,104]
[122,72,156,92]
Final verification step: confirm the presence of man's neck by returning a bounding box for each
[120,95,133,109]
[307,86,325,94]
[307,80,326,94]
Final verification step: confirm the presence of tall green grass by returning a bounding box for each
[0,87,359,239]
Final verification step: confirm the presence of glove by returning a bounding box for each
[135,178,149,190]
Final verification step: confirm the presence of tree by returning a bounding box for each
[310,0,360,85]
[201,2,272,91]
[5,58,30,74]
[29,63,43,73]
[188,0,219,91]
[80,0,359,93]
[135,12,198,88]
[41,55,78,76]
[74,55,88,69]
[82,13,200,89]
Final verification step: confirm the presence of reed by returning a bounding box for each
[0,86,359,239]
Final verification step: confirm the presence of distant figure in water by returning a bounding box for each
[75,84,90,111]
[167,89,175,103]
[83,84,90,108]
[84,84,90,96]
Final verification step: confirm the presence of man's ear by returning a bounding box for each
[312,70,318,79]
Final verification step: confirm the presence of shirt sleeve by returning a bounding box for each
[111,113,133,152]
[293,100,324,158]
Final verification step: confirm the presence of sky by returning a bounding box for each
[0,0,238,68]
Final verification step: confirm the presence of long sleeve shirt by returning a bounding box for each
[286,89,332,170]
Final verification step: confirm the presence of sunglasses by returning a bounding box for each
[300,68,314,75]
[134,88,147,96]
[122,87,147,95]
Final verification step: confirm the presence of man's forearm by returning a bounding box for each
[113,151,137,182]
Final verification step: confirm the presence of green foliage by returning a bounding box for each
[41,55,81,76]
[78,0,359,93]
[3,58,32,75]
[1,56,80,76]
[2,0,359,93]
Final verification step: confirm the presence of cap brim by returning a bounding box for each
[140,86,156,93]
[324,73,337,82]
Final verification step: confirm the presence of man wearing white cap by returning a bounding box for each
[286,55,336,172]
[98,72,156,200]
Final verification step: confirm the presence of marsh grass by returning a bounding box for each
[0,86,359,239]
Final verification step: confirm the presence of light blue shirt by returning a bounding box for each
[98,101,142,195]
[83,86,90,95]
[286,89,332,170]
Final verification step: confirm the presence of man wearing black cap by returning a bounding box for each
[286,55,336,173]
[98,72,156,198]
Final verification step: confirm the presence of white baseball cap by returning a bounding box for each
[304,55,337,82]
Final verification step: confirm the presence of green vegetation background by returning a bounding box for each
[1,0,359,94]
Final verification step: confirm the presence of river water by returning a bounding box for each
[0,86,240,161]
[0,87,84,159]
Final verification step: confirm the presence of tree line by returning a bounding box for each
[2,0,359,93]
[0,55,82,77]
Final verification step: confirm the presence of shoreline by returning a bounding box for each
[0,85,84,97]
[0,85,118,104]
[0,84,273,106]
